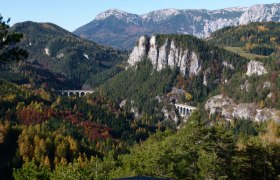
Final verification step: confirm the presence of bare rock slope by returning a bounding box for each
[74,3,280,49]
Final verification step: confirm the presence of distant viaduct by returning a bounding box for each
[56,90,94,97]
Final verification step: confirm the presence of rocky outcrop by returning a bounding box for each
[205,95,236,118]
[157,39,169,71]
[127,35,202,76]
[44,48,50,56]
[223,61,234,70]
[162,104,179,123]
[205,95,280,122]
[246,60,268,76]
[148,35,158,69]
[203,69,211,86]
[127,36,148,66]
[240,80,251,92]
[232,104,258,120]
[263,81,271,89]
[189,52,201,76]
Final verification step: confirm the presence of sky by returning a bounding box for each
[1,0,279,32]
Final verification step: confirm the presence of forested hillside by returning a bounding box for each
[12,112,280,179]
[207,22,280,109]
[0,78,167,179]
[7,21,127,88]
[208,22,280,58]
[96,34,249,119]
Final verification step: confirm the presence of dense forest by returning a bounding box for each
[0,78,167,179]
[10,112,280,179]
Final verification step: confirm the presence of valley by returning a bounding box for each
[1,2,280,179]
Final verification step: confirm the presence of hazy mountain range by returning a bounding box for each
[74,3,280,49]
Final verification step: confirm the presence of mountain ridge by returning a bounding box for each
[2,21,126,89]
[74,3,280,49]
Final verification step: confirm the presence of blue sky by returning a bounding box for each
[1,0,278,31]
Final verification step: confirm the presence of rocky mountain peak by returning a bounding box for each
[222,6,249,12]
[142,9,182,22]
[95,8,141,24]
[239,3,280,25]
[96,9,129,19]
[74,3,280,49]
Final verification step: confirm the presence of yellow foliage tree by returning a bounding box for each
[260,120,280,144]
[260,100,265,108]
[185,92,193,101]
[43,156,51,168]
[270,37,277,42]
[0,121,9,144]
[257,25,269,32]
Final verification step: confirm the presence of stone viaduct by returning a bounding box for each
[57,90,94,97]
[174,103,196,117]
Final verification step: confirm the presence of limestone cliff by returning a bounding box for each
[127,35,202,77]
[246,60,267,76]
[205,95,280,122]
[127,36,149,66]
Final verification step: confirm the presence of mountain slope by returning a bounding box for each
[74,3,280,49]
[10,21,127,87]
[97,34,249,120]
[208,22,280,59]
[0,61,76,89]
[206,22,280,112]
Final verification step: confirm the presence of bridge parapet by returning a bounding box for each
[57,90,94,97]
[174,103,196,117]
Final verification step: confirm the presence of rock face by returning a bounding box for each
[127,36,148,66]
[74,3,280,49]
[205,95,280,122]
[148,35,158,68]
[223,61,234,70]
[239,4,280,25]
[246,60,268,76]
[127,35,201,76]
[240,80,251,92]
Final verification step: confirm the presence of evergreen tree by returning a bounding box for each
[0,15,28,62]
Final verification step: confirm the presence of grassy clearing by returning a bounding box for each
[224,46,268,60]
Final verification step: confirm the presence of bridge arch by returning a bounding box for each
[57,90,94,97]
[174,103,196,118]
